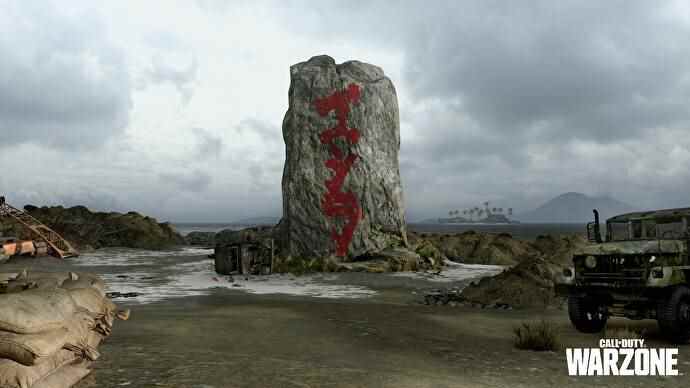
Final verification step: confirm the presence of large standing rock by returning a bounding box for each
[280,55,407,260]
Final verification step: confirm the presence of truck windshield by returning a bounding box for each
[607,219,687,241]
[608,222,628,241]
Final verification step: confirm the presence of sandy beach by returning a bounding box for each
[1,248,687,387]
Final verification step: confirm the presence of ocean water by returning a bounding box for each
[174,221,586,240]
[409,222,586,240]
[172,222,260,235]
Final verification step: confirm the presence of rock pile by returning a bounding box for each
[279,55,408,261]
[0,205,185,251]
[185,231,216,246]
[0,271,127,388]
[459,235,587,308]
[410,231,538,266]
[412,231,587,267]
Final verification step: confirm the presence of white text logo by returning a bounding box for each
[566,339,678,376]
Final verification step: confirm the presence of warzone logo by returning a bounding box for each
[566,339,679,376]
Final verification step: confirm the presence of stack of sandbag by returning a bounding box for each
[0,271,128,388]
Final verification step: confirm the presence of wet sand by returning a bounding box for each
[3,251,689,387]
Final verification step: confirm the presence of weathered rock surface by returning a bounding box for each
[279,55,407,261]
[0,205,185,250]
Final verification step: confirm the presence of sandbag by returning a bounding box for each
[22,272,71,284]
[0,328,70,366]
[10,272,71,286]
[5,272,74,294]
[67,288,117,337]
[67,288,115,316]
[61,312,100,362]
[60,274,105,297]
[0,289,76,334]
[0,309,100,366]
[31,363,91,388]
[5,279,59,293]
[0,349,78,388]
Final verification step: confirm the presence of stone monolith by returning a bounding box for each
[279,55,407,260]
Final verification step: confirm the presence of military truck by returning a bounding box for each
[556,208,690,343]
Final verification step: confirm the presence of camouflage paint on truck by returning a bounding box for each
[556,207,690,343]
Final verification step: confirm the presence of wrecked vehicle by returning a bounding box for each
[556,208,690,343]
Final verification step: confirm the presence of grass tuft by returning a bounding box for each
[513,319,560,351]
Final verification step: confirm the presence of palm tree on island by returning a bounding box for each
[439,203,518,224]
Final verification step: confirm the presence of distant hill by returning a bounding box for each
[517,192,635,223]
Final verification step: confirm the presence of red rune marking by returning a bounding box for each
[314,83,362,257]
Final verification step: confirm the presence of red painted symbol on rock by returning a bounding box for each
[314,83,362,257]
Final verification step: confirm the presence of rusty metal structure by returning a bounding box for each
[214,239,275,275]
[0,196,79,259]
[0,238,45,257]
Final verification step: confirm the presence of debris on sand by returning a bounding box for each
[106,291,141,299]
[423,287,513,310]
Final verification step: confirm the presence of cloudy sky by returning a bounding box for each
[2,0,690,222]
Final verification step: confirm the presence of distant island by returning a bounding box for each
[435,202,518,224]
[437,213,518,224]
[420,192,637,224]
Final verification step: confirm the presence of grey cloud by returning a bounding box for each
[146,56,198,103]
[192,128,223,159]
[0,2,132,149]
[235,118,281,142]
[159,170,212,193]
[399,2,690,143]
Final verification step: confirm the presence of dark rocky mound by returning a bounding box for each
[410,231,538,266]
[459,234,586,308]
[0,205,185,250]
[410,231,586,267]
[185,231,216,246]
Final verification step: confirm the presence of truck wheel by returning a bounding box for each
[657,286,690,344]
[568,296,607,333]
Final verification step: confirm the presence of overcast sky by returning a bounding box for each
[2,0,690,222]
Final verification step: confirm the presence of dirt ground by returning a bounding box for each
[3,254,688,387]
[76,289,689,388]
